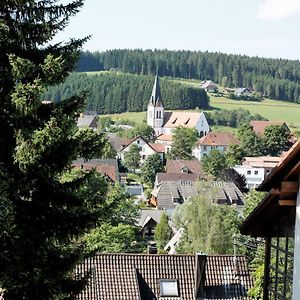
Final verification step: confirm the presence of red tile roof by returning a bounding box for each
[149,143,165,153]
[166,159,203,175]
[163,111,202,128]
[250,120,287,136]
[198,132,239,146]
[156,172,198,183]
[72,159,119,182]
[156,134,173,141]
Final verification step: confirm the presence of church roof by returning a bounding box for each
[149,75,163,107]
[163,111,202,128]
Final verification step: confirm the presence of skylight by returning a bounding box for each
[159,279,179,297]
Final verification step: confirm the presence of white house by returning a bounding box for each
[193,132,240,160]
[200,80,218,92]
[119,136,165,165]
[154,134,173,153]
[233,165,265,189]
[235,87,251,97]
[147,75,210,137]
[234,156,282,189]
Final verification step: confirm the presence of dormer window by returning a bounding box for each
[184,118,190,125]
[181,166,189,173]
[159,279,179,297]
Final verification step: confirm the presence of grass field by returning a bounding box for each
[208,95,300,128]
[104,97,300,129]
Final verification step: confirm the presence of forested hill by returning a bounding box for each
[44,72,209,114]
[76,49,300,104]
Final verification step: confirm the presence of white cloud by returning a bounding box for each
[257,0,300,21]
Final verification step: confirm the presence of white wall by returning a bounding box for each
[193,145,226,161]
[120,137,164,165]
[234,166,265,189]
[195,112,210,137]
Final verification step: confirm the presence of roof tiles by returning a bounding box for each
[75,254,253,300]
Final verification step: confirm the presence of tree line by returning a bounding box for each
[76,49,300,104]
[44,72,209,114]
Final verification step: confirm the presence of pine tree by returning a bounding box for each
[0,1,108,299]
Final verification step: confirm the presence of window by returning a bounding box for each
[247,170,251,175]
[159,280,179,297]
[254,170,258,175]
[137,140,140,144]
[142,155,146,160]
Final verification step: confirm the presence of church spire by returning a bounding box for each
[150,75,163,107]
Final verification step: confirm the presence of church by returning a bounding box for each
[147,75,210,137]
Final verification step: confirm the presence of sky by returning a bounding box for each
[54,0,300,60]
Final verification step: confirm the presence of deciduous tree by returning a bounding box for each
[202,149,228,177]
[154,213,172,251]
[124,144,140,171]
[168,127,198,160]
[263,124,291,156]
[140,153,164,187]
[173,181,242,254]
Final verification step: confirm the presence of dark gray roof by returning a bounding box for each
[137,209,164,227]
[77,114,98,128]
[212,181,245,205]
[149,75,163,107]
[152,180,198,209]
[152,180,245,209]
[75,253,253,300]
[107,133,130,152]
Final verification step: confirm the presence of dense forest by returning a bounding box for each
[44,72,209,114]
[76,49,300,103]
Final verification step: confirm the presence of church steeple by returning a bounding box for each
[147,75,164,136]
[150,75,163,107]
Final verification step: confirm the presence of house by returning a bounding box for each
[235,87,251,97]
[166,159,203,175]
[150,180,245,216]
[154,134,173,153]
[200,80,218,92]
[150,180,197,215]
[234,156,282,189]
[119,136,165,165]
[77,113,98,129]
[250,120,290,136]
[240,140,300,300]
[107,133,131,153]
[75,253,253,300]
[155,172,199,186]
[147,75,210,137]
[72,158,120,182]
[193,132,240,160]
[233,165,265,189]
[137,209,164,238]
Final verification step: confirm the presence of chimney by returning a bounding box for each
[194,253,207,300]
